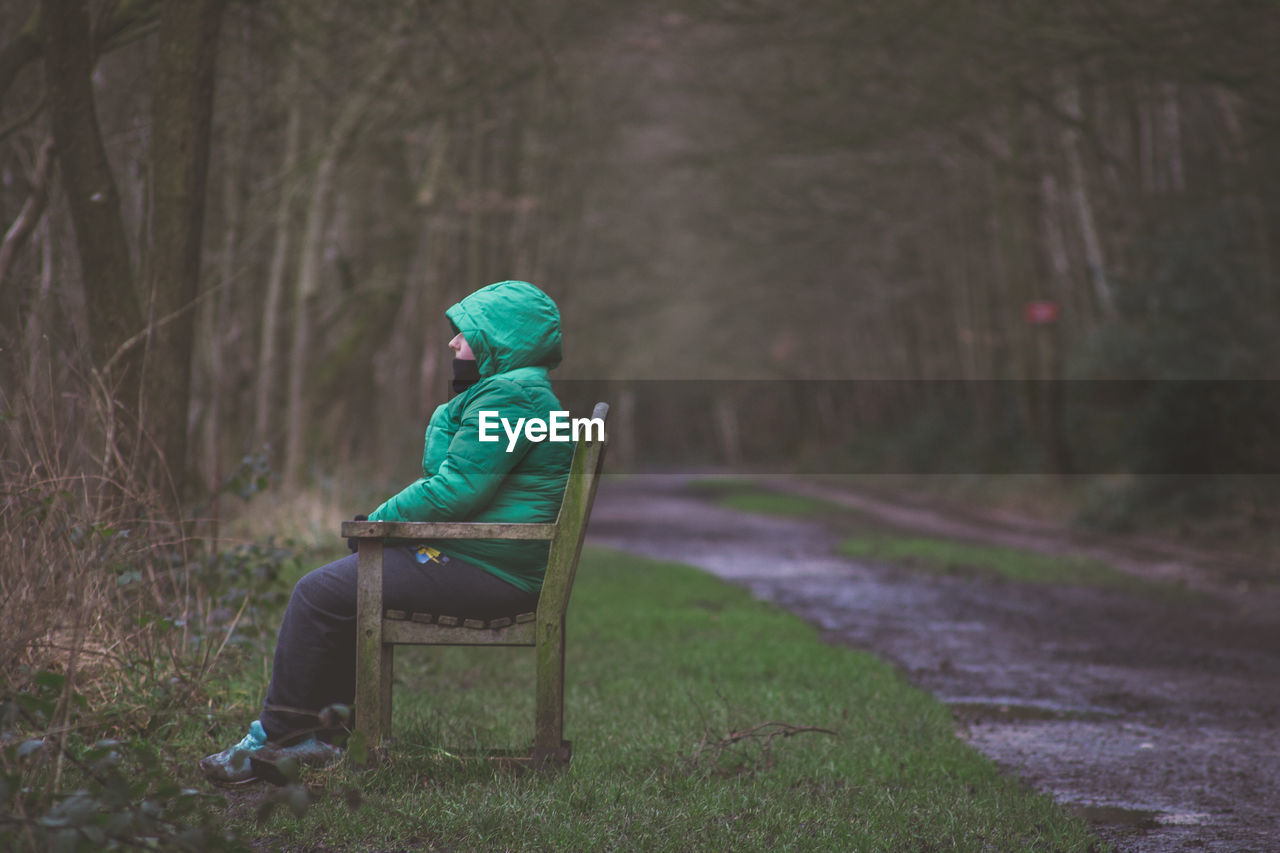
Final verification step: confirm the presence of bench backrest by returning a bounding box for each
[538,401,609,621]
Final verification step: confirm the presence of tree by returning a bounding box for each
[142,0,228,508]
[39,0,143,417]
[28,0,226,513]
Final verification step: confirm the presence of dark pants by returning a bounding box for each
[259,547,539,741]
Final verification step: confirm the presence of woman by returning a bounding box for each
[201,280,573,784]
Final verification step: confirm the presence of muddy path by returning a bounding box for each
[587,474,1280,852]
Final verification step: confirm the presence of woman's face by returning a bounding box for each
[449,332,475,360]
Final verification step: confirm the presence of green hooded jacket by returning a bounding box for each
[368,281,572,592]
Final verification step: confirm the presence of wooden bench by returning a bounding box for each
[340,401,608,766]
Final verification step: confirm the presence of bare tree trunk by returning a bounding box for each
[40,0,143,424]
[378,217,427,458]
[282,57,397,487]
[282,151,334,489]
[15,216,58,472]
[142,0,228,512]
[23,217,56,392]
[466,104,485,288]
[414,130,449,426]
[616,386,637,470]
[0,7,40,111]
[253,62,301,451]
[1061,84,1115,320]
[198,19,250,531]
[1213,89,1273,300]
[1040,173,1070,301]
[713,393,742,467]
[1138,81,1156,194]
[1161,83,1185,194]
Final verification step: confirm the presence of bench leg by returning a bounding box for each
[355,540,388,756]
[380,643,394,736]
[533,617,569,765]
[354,644,393,756]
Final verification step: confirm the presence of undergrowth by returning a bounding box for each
[0,383,301,849]
[223,548,1105,851]
[0,379,1105,851]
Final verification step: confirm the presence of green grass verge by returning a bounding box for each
[222,547,1102,851]
[688,478,850,518]
[700,479,1183,595]
[837,535,1143,589]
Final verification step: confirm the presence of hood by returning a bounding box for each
[445,280,563,378]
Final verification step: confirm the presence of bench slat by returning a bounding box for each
[342,520,556,540]
[383,610,534,629]
[383,618,536,647]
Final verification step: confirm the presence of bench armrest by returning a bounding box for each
[340,520,556,541]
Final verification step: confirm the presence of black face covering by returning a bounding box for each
[451,357,481,395]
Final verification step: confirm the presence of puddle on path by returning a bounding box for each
[589,474,1280,853]
[947,698,1121,723]
[1071,804,1163,830]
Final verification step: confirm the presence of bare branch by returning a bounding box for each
[0,94,45,144]
[0,136,54,295]
[0,0,163,109]
[687,721,838,771]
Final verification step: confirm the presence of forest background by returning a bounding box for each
[4,0,1279,524]
[2,0,1278,664]
[0,1,1277,846]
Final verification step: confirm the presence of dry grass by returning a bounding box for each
[0,368,212,704]
[222,485,348,545]
[1,467,211,705]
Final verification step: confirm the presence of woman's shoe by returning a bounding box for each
[198,720,269,785]
[249,737,344,786]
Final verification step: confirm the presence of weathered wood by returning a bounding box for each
[530,404,608,761]
[354,538,385,755]
[379,643,393,736]
[352,401,608,766]
[533,615,567,761]
[526,740,573,768]
[342,521,556,540]
[383,619,536,646]
[539,402,608,622]
[382,610,534,630]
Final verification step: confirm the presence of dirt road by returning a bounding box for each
[587,474,1280,852]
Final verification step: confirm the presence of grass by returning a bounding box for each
[216,546,1102,851]
[698,478,1185,595]
[719,490,848,518]
[836,535,1154,590]
[687,478,850,518]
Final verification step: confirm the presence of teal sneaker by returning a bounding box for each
[199,720,269,785]
[250,737,344,786]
